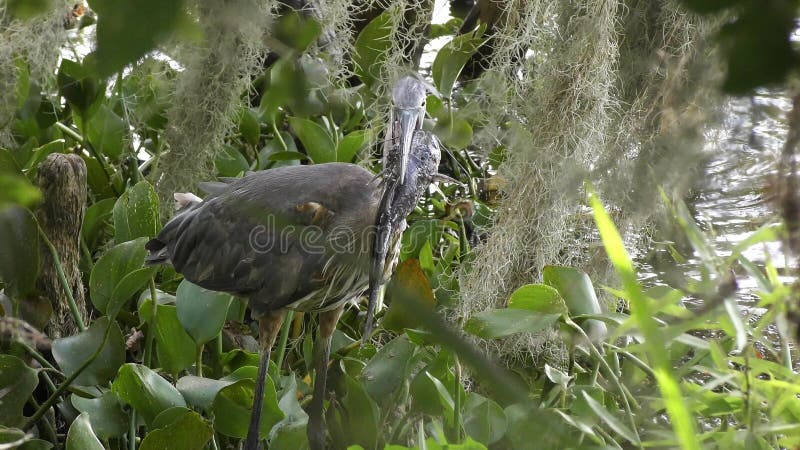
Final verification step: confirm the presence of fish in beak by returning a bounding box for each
[364,130,442,343]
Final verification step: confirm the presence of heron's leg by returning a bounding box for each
[244,309,286,450]
[308,305,344,450]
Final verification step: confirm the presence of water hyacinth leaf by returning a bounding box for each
[432,26,487,97]
[0,355,39,428]
[463,393,507,446]
[17,439,53,450]
[113,180,160,243]
[433,116,472,149]
[139,408,213,450]
[464,309,560,339]
[267,151,308,162]
[52,317,125,386]
[273,10,322,52]
[112,363,186,427]
[71,391,129,440]
[333,374,379,449]
[176,375,235,410]
[269,376,309,446]
[215,145,249,177]
[154,304,196,374]
[0,206,39,298]
[106,267,156,319]
[543,265,607,342]
[89,237,148,313]
[65,413,104,450]
[362,334,415,400]
[288,117,335,163]
[89,0,187,77]
[212,378,283,439]
[383,259,435,331]
[238,107,261,147]
[87,105,126,161]
[353,11,393,87]
[336,129,370,163]
[581,391,640,445]
[507,284,568,315]
[176,279,232,345]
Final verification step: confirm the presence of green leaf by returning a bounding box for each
[6,0,52,19]
[113,181,161,243]
[52,316,125,386]
[542,265,607,342]
[212,378,284,439]
[106,267,156,319]
[0,173,42,212]
[66,413,104,450]
[464,309,560,339]
[507,284,568,315]
[463,393,507,445]
[0,355,39,428]
[288,117,336,163]
[0,206,40,298]
[238,108,261,147]
[87,105,126,161]
[215,145,249,177]
[336,129,370,163]
[330,374,379,449]
[353,12,394,87]
[57,59,103,119]
[154,304,197,374]
[362,334,415,401]
[112,364,187,427]
[273,10,322,52]
[267,151,308,162]
[140,408,213,450]
[581,391,640,445]
[89,237,148,314]
[176,375,235,410]
[269,376,309,446]
[176,280,232,345]
[432,26,487,97]
[89,0,188,77]
[23,139,65,172]
[433,116,472,149]
[71,391,130,440]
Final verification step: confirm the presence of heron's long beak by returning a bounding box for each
[395,107,420,185]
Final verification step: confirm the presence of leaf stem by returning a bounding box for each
[144,277,158,366]
[196,344,204,377]
[275,310,294,371]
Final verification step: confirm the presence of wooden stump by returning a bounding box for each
[35,154,88,338]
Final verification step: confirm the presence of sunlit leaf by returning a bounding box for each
[176,279,232,345]
[139,408,213,450]
[432,26,487,97]
[507,284,567,315]
[154,304,196,375]
[89,237,148,314]
[176,375,234,410]
[212,378,283,439]
[353,12,393,87]
[464,309,560,339]
[336,129,370,163]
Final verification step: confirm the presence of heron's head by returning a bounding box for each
[391,76,427,185]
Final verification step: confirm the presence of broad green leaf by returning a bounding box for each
[89,237,148,313]
[176,375,235,410]
[362,334,415,400]
[71,391,129,440]
[215,144,249,177]
[507,284,567,315]
[463,393,507,445]
[331,374,379,449]
[52,316,125,386]
[113,181,160,243]
[0,355,39,427]
[176,280,232,345]
[140,408,213,450]
[57,59,103,119]
[269,376,308,446]
[238,108,261,147]
[0,427,35,448]
[543,265,608,342]
[89,0,188,77]
[288,117,335,163]
[0,206,40,298]
[433,116,472,149]
[267,151,308,162]
[112,364,186,427]
[464,309,560,339]
[66,413,104,450]
[212,378,283,439]
[432,26,487,97]
[106,267,155,318]
[273,10,322,52]
[87,105,126,161]
[353,12,393,86]
[154,305,196,375]
[6,0,51,19]
[335,129,370,163]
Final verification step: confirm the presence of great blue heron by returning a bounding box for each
[145,127,441,449]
